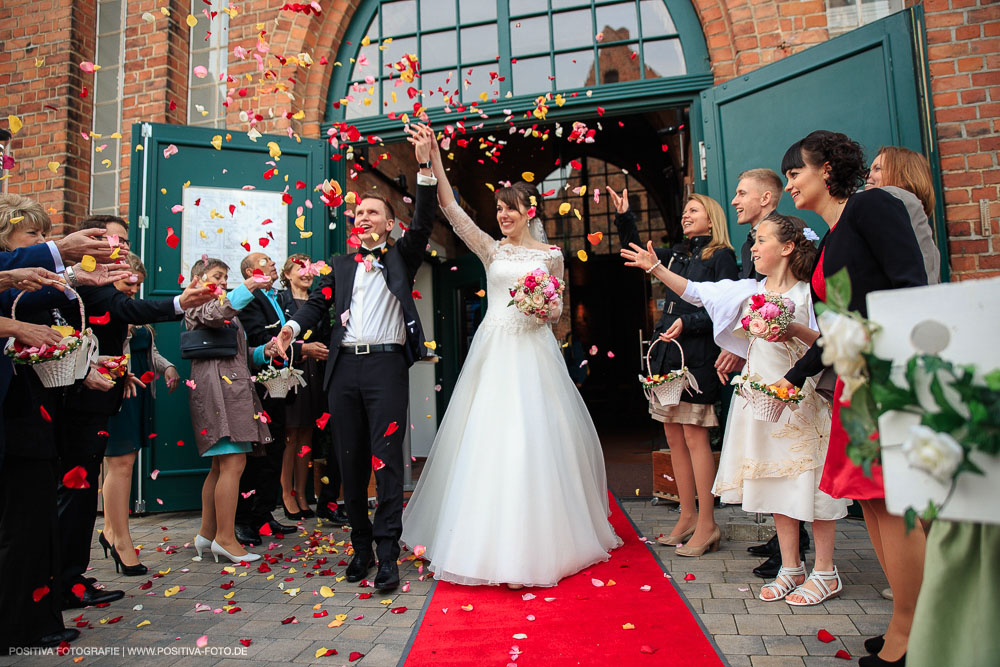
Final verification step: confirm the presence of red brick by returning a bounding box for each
[951,239,990,254]
[949,255,977,272]
[967,153,996,169]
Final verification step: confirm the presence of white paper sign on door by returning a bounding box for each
[180,186,287,288]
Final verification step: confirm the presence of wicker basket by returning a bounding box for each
[742,339,796,423]
[259,346,296,399]
[642,338,690,407]
[7,286,93,389]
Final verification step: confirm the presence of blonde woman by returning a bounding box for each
[609,189,738,556]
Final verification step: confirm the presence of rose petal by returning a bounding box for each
[817,629,836,643]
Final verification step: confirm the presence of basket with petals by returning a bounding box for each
[255,346,306,399]
[4,286,97,388]
[638,338,700,407]
[732,339,804,422]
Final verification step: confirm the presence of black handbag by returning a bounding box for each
[179,327,239,359]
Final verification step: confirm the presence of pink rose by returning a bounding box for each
[550,277,560,289]
[782,297,795,314]
[759,302,781,320]
[750,294,766,310]
[769,323,781,334]
[513,291,526,302]
[748,318,768,336]
[543,284,557,299]
[524,276,537,290]
[532,293,546,306]
[532,268,545,278]
[741,315,752,330]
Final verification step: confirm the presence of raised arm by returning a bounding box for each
[621,240,690,297]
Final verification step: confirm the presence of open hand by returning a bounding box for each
[268,327,295,359]
[54,228,116,263]
[0,267,65,292]
[178,278,217,310]
[621,241,658,272]
[606,187,629,214]
[302,341,329,360]
[406,122,434,164]
[244,272,272,292]
[73,262,132,287]
[659,318,684,342]
[122,372,147,399]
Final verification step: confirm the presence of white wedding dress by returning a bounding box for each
[400,202,621,587]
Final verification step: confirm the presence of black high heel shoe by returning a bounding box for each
[109,543,148,576]
[98,531,111,559]
[858,652,905,667]
[283,500,303,521]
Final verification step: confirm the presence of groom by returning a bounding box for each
[268,126,436,591]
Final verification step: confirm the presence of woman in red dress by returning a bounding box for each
[776,131,928,667]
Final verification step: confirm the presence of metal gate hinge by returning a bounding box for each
[138,215,149,229]
[141,123,152,138]
[699,141,707,181]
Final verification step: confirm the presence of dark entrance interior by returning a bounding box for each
[385,107,693,495]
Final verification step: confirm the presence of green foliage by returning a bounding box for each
[824,267,853,312]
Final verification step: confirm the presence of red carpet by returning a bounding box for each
[403,493,723,666]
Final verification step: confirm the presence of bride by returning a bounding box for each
[401,124,621,588]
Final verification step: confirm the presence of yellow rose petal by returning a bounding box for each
[9,216,23,225]
[186,14,197,26]
[136,619,151,628]
[163,586,180,597]
[558,202,571,216]
[47,161,60,173]
[622,622,635,630]
[424,340,437,350]
[80,255,97,272]
[577,250,588,262]
[320,586,335,598]
[8,115,23,134]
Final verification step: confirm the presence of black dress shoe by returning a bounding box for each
[85,577,97,584]
[266,513,298,535]
[858,652,906,667]
[316,504,350,525]
[748,533,779,556]
[345,552,376,582]
[32,628,80,647]
[752,551,807,578]
[374,560,400,591]
[62,584,125,609]
[865,635,886,655]
[234,524,263,545]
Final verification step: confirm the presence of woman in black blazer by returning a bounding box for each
[776,130,926,663]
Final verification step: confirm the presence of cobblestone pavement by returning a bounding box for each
[2,501,887,667]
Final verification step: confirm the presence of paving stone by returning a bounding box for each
[749,656,805,667]
[780,614,859,636]
[798,634,848,656]
[699,613,737,635]
[736,614,787,635]
[847,614,892,635]
[711,583,755,599]
[701,598,750,614]
[763,635,808,656]
[745,599,793,615]
[713,634,766,656]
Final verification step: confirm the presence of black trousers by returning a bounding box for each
[0,456,64,649]
[328,350,408,563]
[56,410,110,594]
[315,424,343,510]
[235,390,286,528]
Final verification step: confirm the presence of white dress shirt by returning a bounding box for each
[341,242,405,346]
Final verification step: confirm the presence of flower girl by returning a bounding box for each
[622,213,849,606]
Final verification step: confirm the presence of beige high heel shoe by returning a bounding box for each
[656,525,695,546]
[675,526,722,557]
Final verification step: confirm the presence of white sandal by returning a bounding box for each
[785,566,842,606]
[758,561,805,602]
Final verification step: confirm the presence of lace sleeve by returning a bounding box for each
[441,201,497,266]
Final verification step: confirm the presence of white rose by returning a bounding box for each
[901,425,964,483]
[817,311,869,378]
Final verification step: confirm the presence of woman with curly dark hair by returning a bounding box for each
[776,130,927,666]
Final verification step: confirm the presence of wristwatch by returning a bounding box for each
[65,265,78,287]
[418,161,432,170]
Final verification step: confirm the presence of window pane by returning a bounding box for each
[552,0,589,9]
[382,35,417,69]
[97,34,121,68]
[460,0,496,23]
[595,2,638,41]
[460,24,497,64]
[92,142,116,173]
[555,49,595,89]
[552,8,593,50]
[189,85,216,119]
[93,102,119,135]
[508,0,538,16]
[639,0,676,37]
[419,69,457,106]
[420,30,457,70]
[512,55,552,96]
[381,0,417,36]
[95,67,120,102]
[460,65,501,103]
[420,0,456,31]
[642,38,685,78]
[598,43,641,83]
[91,172,116,212]
[345,93,379,120]
[98,0,121,34]
[382,79,414,114]
[190,10,210,44]
[510,15,550,56]
[351,43,380,81]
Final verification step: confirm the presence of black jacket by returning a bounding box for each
[241,289,304,363]
[59,285,180,418]
[616,210,739,404]
[785,188,927,387]
[289,183,436,389]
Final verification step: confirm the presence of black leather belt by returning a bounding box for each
[341,343,404,355]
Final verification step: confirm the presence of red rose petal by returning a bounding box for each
[258,523,273,536]
[349,652,364,662]
[39,405,52,422]
[835,649,851,659]
[316,412,330,430]
[313,610,329,618]
[817,629,836,643]
[389,607,407,614]
[371,455,386,471]
[32,586,50,602]
[239,639,252,647]
[107,616,123,624]
[280,616,296,625]
[683,573,696,581]
[138,580,152,590]
[383,422,399,437]
[640,645,657,654]
[89,311,111,325]
[71,583,86,599]
[165,227,180,249]
[140,371,155,383]
[62,465,90,490]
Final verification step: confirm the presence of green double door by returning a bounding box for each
[698,7,946,276]
[128,123,332,512]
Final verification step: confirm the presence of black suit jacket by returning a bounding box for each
[240,289,303,365]
[290,182,436,389]
[785,188,927,387]
[59,285,180,417]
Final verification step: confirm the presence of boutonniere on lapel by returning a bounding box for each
[354,246,387,273]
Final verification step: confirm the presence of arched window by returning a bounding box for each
[342,0,688,120]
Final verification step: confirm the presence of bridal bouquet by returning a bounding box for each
[741,292,795,342]
[508,268,564,321]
